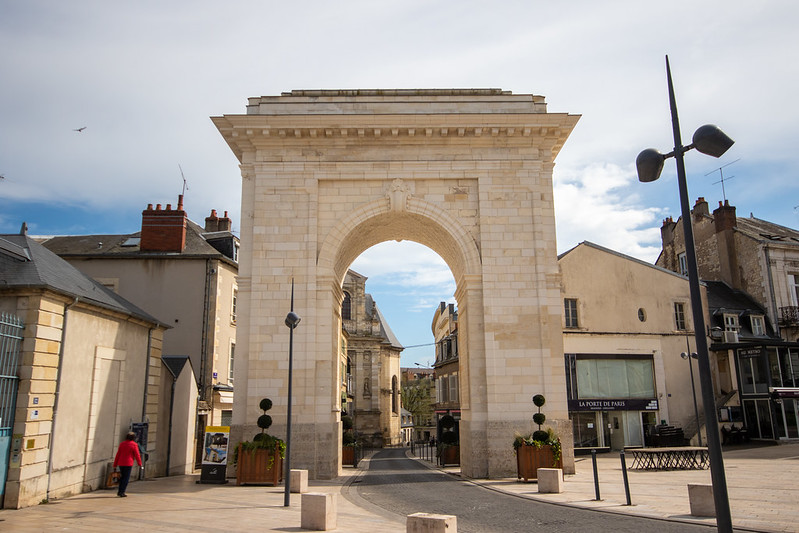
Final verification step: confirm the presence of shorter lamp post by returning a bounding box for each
[283,280,301,507]
[637,56,734,532]
[680,350,702,446]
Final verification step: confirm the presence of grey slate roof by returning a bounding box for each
[736,216,799,245]
[0,233,165,326]
[40,219,232,260]
[374,303,403,350]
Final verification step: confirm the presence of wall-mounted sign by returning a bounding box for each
[738,347,762,359]
[568,398,659,411]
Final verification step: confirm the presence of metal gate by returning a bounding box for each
[0,312,24,506]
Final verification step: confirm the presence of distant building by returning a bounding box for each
[341,270,402,447]
[401,367,435,442]
[41,196,239,465]
[432,302,459,442]
[0,227,168,508]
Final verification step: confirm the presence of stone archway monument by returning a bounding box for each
[213,89,579,480]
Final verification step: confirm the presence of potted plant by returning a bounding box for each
[514,394,562,482]
[234,398,286,486]
[437,414,460,466]
[341,414,360,467]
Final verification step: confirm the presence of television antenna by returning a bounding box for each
[705,159,740,203]
[179,164,189,196]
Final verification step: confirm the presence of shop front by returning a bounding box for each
[565,354,660,451]
[734,345,799,440]
[569,399,659,451]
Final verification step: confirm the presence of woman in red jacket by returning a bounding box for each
[113,432,142,497]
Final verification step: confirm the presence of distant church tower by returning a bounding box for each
[342,270,403,446]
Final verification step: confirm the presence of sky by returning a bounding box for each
[2,1,798,368]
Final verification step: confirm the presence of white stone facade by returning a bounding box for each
[213,89,579,478]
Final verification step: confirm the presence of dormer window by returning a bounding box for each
[751,315,765,336]
[724,313,739,332]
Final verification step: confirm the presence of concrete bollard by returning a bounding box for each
[290,469,308,493]
[687,484,715,517]
[406,512,457,532]
[301,492,337,531]
[537,468,563,493]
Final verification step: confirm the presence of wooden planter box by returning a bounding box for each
[236,443,283,486]
[516,444,562,482]
[342,446,359,467]
[438,445,460,467]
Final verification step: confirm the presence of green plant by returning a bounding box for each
[233,397,285,465]
[513,394,561,465]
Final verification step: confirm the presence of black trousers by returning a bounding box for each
[118,466,133,495]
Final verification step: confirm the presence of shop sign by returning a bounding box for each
[738,347,762,359]
[568,398,658,411]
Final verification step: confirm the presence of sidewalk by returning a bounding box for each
[0,443,796,532]
[433,442,799,533]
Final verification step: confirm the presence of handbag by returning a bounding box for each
[107,469,121,488]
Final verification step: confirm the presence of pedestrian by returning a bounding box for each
[113,431,142,497]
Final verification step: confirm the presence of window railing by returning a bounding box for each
[779,306,799,326]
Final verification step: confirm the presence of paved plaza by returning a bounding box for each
[0,442,796,532]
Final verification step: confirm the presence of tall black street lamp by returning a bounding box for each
[283,279,301,507]
[636,56,734,532]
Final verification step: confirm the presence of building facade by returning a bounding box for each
[657,198,799,441]
[41,196,239,465]
[432,302,460,443]
[559,242,709,450]
[341,270,402,447]
[0,229,167,508]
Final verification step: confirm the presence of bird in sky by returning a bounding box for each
[73,126,86,133]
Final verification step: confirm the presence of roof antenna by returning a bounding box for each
[705,159,740,203]
[179,164,189,196]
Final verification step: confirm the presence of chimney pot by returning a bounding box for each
[156,204,162,210]
[146,204,153,210]
[177,194,184,211]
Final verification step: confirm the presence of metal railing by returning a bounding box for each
[409,440,436,463]
[779,306,799,326]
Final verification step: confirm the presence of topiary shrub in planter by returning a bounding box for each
[514,394,562,482]
[437,414,460,466]
[235,398,286,486]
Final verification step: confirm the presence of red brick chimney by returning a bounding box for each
[204,209,232,232]
[140,195,187,252]
[713,199,737,232]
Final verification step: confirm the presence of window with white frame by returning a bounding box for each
[564,298,579,328]
[229,341,235,382]
[751,315,765,336]
[790,274,799,306]
[724,313,740,331]
[678,252,688,276]
[449,373,458,404]
[674,302,687,330]
[231,287,238,323]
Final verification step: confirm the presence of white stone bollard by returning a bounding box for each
[301,492,337,531]
[537,468,563,493]
[688,484,715,517]
[290,469,308,493]
[406,512,457,532]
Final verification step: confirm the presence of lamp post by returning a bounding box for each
[283,279,301,507]
[636,56,734,532]
[681,347,703,447]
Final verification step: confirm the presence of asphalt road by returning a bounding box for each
[349,448,723,533]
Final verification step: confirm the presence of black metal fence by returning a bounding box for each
[409,440,436,463]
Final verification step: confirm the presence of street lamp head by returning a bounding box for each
[636,148,666,183]
[692,124,734,158]
[285,311,301,329]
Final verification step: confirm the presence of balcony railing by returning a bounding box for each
[779,306,799,326]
